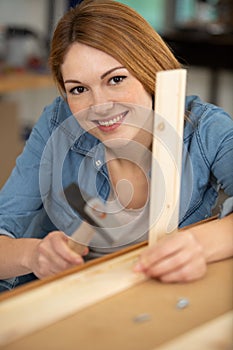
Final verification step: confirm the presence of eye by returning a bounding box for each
[109,75,127,85]
[69,86,87,95]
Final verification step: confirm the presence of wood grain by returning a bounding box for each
[149,69,187,244]
[0,257,232,350]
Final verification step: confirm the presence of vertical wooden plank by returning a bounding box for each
[149,69,187,245]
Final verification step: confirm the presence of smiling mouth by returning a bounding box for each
[94,111,128,127]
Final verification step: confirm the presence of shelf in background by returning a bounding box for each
[0,72,55,93]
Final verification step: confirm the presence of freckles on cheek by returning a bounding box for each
[123,89,136,101]
[68,102,76,114]
[67,100,82,116]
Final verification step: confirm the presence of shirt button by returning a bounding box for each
[95,160,102,167]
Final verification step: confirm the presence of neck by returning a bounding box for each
[105,140,151,171]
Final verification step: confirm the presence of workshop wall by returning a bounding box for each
[0,0,232,188]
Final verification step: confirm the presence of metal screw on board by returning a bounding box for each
[176,298,190,310]
[133,313,152,323]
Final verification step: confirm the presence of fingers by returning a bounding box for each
[67,238,89,256]
[158,258,207,282]
[134,231,207,283]
[52,231,85,263]
[33,231,87,279]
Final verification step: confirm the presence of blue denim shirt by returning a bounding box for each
[0,95,232,291]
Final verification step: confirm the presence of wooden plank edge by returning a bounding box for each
[149,69,186,245]
[0,240,148,301]
[0,214,218,303]
[155,311,233,350]
[0,243,148,346]
[0,217,226,347]
[0,216,220,347]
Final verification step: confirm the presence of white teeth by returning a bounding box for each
[98,113,124,127]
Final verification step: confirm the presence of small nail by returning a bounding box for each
[176,298,189,310]
[133,313,151,323]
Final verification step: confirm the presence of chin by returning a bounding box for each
[102,136,134,149]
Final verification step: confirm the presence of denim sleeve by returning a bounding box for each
[199,107,233,197]
[0,102,57,239]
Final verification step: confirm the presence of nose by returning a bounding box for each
[91,101,114,115]
[90,89,114,115]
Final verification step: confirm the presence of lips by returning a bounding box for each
[93,111,128,130]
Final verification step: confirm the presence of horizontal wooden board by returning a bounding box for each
[0,257,232,350]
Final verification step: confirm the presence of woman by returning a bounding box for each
[0,0,232,291]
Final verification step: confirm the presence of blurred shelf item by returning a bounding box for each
[162,30,233,104]
[162,30,233,70]
[0,71,55,94]
[0,101,24,188]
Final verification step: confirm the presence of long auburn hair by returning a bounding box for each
[49,0,181,97]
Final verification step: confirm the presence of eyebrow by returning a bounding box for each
[100,66,125,79]
[64,66,125,84]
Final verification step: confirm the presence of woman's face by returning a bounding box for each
[61,43,153,148]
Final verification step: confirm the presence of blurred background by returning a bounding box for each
[0,0,232,187]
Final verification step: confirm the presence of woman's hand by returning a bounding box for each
[134,214,233,283]
[28,231,88,279]
[134,230,207,283]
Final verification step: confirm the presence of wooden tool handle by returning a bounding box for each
[67,238,87,255]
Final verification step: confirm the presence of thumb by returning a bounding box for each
[67,238,88,256]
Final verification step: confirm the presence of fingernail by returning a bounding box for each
[133,262,143,272]
[74,257,83,265]
[82,247,89,256]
